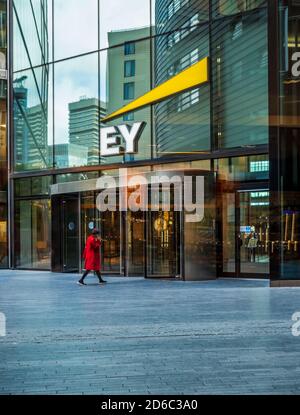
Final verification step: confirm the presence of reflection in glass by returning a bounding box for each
[153,2,210,156]
[147,211,180,277]
[99,0,150,49]
[216,155,269,182]
[54,0,98,60]
[102,39,151,163]
[15,176,51,197]
[126,211,145,275]
[13,66,53,171]
[239,190,269,275]
[222,192,235,273]
[215,0,266,16]
[13,0,52,71]
[54,53,100,167]
[0,0,7,268]
[212,0,268,148]
[184,172,216,280]
[276,2,300,280]
[153,0,209,36]
[101,211,121,273]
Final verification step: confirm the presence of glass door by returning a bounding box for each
[100,210,122,274]
[238,189,270,276]
[125,211,145,276]
[80,191,123,275]
[80,192,101,271]
[221,192,236,274]
[62,194,80,273]
[147,211,180,278]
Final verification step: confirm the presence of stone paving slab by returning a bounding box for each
[0,270,300,394]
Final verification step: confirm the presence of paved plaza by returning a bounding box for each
[0,270,300,395]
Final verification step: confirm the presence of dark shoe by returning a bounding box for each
[77,281,86,286]
[98,279,107,284]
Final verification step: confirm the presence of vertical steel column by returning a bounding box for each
[7,0,14,269]
[268,0,281,281]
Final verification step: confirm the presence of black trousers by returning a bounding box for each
[80,270,102,282]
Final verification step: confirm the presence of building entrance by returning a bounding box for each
[81,193,122,273]
[50,169,216,280]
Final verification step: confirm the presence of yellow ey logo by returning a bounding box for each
[102,56,209,123]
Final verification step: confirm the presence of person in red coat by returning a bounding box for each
[78,228,106,285]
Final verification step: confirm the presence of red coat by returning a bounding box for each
[83,235,101,271]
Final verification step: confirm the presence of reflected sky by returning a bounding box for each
[53,0,150,143]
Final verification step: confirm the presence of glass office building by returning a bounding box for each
[6,1,300,284]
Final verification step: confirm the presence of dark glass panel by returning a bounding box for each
[211,0,268,149]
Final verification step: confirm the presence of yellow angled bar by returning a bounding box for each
[102,56,209,123]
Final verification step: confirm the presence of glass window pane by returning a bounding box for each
[215,155,269,182]
[124,60,135,77]
[100,0,150,49]
[31,176,52,195]
[15,176,52,197]
[54,53,99,168]
[123,82,135,100]
[152,0,209,37]
[14,178,31,197]
[212,1,268,148]
[124,42,135,55]
[13,0,52,71]
[54,0,98,60]
[13,65,53,171]
[14,199,51,269]
[56,171,100,184]
[214,0,266,16]
[100,39,151,164]
[153,20,210,156]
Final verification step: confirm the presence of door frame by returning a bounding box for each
[145,209,182,279]
[61,193,81,273]
[220,181,270,279]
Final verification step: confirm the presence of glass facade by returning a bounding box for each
[269,0,300,284]
[12,0,268,172]
[7,1,300,284]
[0,0,7,269]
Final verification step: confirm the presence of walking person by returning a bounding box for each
[78,228,106,285]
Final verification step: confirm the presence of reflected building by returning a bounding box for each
[26,104,49,168]
[69,97,106,166]
[13,78,49,170]
[107,27,151,161]
[13,77,28,168]
[50,143,88,169]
